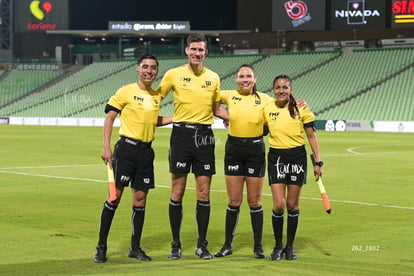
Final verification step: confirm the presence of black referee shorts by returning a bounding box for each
[112,136,155,190]
[224,135,265,177]
[169,123,216,175]
[267,145,307,185]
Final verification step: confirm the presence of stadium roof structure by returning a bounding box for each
[46,29,251,38]
[46,29,252,56]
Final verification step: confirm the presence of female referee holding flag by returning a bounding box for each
[264,75,323,261]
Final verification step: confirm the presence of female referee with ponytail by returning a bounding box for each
[214,64,274,259]
[264,75,323,261]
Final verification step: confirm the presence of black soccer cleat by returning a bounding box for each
[284,246,297,260]
[195,246,213,259]
[195,240,213,259]
[214,244,233,257]
[94,245,107,263]
[128,247,152,261]
[269,246,284,261]
[168,241,182,259]
[253,245,265,259]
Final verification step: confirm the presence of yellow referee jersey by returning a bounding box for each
[264,102,315,149]
[107,83,161,142]
[158,65,220,125]
[220,90,274,138]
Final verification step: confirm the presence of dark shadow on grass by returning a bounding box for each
[300,238,332,256]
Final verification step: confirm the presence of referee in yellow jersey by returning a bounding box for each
[264,75,323,261]
[214,65,273,259]
[158,33,228,259]
[94,54,172,263]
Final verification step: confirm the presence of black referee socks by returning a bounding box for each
[169,199,183,244]
[250,206,264,249]
[97,201,117,246]
[272,210,284,248]
[286,210,300,247]
[225,205,240,246]
[196,200,211,247]
[131,206,145,248]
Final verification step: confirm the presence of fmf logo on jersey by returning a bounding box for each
[27,0,57,31]
[284,0,312,27]
[181,77,191,82]
[268,112,279,121]
[335,0,381,25]
[134,96,144,102]
[231,96,242,104]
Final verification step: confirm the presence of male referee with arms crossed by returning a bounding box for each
[159,33,228,259]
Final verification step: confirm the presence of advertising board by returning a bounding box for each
[272,0,326,31]
[330,0,386,30]
[14,0,69,33]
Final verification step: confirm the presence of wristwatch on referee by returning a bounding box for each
[314,161,324,167]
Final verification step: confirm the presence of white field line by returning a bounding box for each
[0,164,102,170]
[0,169,104,183]
[1,166,413,211]
[346,144,414,155]
[347,146,398,155]
[324,152,398,157]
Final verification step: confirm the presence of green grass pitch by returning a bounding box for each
[0,125,413,275]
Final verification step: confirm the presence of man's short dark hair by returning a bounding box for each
[138,54,159,67]
[186,33,208,48]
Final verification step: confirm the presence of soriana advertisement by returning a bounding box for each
[14,0,69,32]
[272,0,326,31]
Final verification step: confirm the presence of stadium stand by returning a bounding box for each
[293,47,414,121]
[1,55,262,117]
[0,60,135,115]
[0,69,62,107]
[1,47,413,121]
[317,66,414,121]
[226,51,343,92]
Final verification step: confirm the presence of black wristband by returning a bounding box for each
[314,161,324,167]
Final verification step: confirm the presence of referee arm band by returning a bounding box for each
[105,104,121,114]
